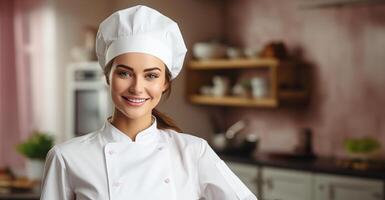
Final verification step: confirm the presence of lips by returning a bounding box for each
[122,96,150,106]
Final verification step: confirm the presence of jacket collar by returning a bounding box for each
[101,116,159,144]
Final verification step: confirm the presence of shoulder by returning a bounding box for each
[161,128,204,144]
[58,131,99,147]
[160,129,210,157]
[51,130,101,157]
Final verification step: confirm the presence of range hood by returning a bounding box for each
[299,0,385,8]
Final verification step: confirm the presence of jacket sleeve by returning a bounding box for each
[40,146,74,200]
[197,140,257,200]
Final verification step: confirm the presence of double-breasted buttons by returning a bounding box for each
[164,178,170,184]
[108,150,115,155]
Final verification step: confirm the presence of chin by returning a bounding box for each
[114,104,151,120]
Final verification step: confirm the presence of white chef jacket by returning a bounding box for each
[40,117,257,200]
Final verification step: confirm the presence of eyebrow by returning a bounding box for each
[115,64,162,72]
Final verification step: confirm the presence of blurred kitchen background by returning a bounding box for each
[1,0,385,199]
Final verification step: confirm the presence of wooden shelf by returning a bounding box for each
[186,57,309,108]
[189,58,279,69]
[189,95,278,107]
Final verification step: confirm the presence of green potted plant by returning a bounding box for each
[344,137,381,160]
[16,131,54,181]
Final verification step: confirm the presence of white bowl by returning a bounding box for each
[226,47,242,59]
[193,42,226,60]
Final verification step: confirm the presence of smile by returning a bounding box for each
[122,96,150,106]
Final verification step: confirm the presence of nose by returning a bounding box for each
[128,76,144,95]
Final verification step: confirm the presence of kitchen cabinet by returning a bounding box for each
[221,154,385,200]
[314,174,384,200]
[225,161,259,197]
[186,58,309,108]
[261,167,313,200]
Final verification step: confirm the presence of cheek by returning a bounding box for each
[110,78,128,94]
[148,83,165,97]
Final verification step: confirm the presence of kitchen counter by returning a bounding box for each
[0,192,39,200]
[219,152,385,180]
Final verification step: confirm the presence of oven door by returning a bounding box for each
[75,85,111,136]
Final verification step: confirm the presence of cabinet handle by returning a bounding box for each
[262,178,273,190]
[252,176,259,183]
[318,184,324,191]
[372,192,382,199]
[329,185,335,200]
[266,178,274,190]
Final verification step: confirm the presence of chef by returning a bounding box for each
[40,5,257,200]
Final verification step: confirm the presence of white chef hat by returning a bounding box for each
[96,5,187,79]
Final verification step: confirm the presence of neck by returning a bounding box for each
[110,109,153,141]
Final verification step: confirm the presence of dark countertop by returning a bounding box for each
[219,152,385,181]
[0,192,39,200]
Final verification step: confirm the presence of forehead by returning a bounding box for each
[113,52,166,70]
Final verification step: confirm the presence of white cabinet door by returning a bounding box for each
[261,167,313,200]
[314,174,384,200]
[225,161,259,196]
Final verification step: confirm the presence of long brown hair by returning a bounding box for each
[104,59,182,133]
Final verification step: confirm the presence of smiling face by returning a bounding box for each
[107,52,169,121]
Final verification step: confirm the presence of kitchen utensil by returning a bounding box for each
[212,134,227,151]
[226,47,242,59]
[193,42,226,60]
[250,77,268,98]
[212,76,229,97]
[243,47,260,59]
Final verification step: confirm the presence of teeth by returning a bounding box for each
[126,98,146,103]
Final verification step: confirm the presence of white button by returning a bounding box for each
[108,150,115,155]
[164,178,170,183]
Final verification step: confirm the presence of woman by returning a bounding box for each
[41,5,257,200]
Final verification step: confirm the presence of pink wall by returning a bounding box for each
[0,0,22,167]
[0,0,41,168]
[225,0,385,157]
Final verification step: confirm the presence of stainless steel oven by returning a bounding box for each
[65,62,112,140]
